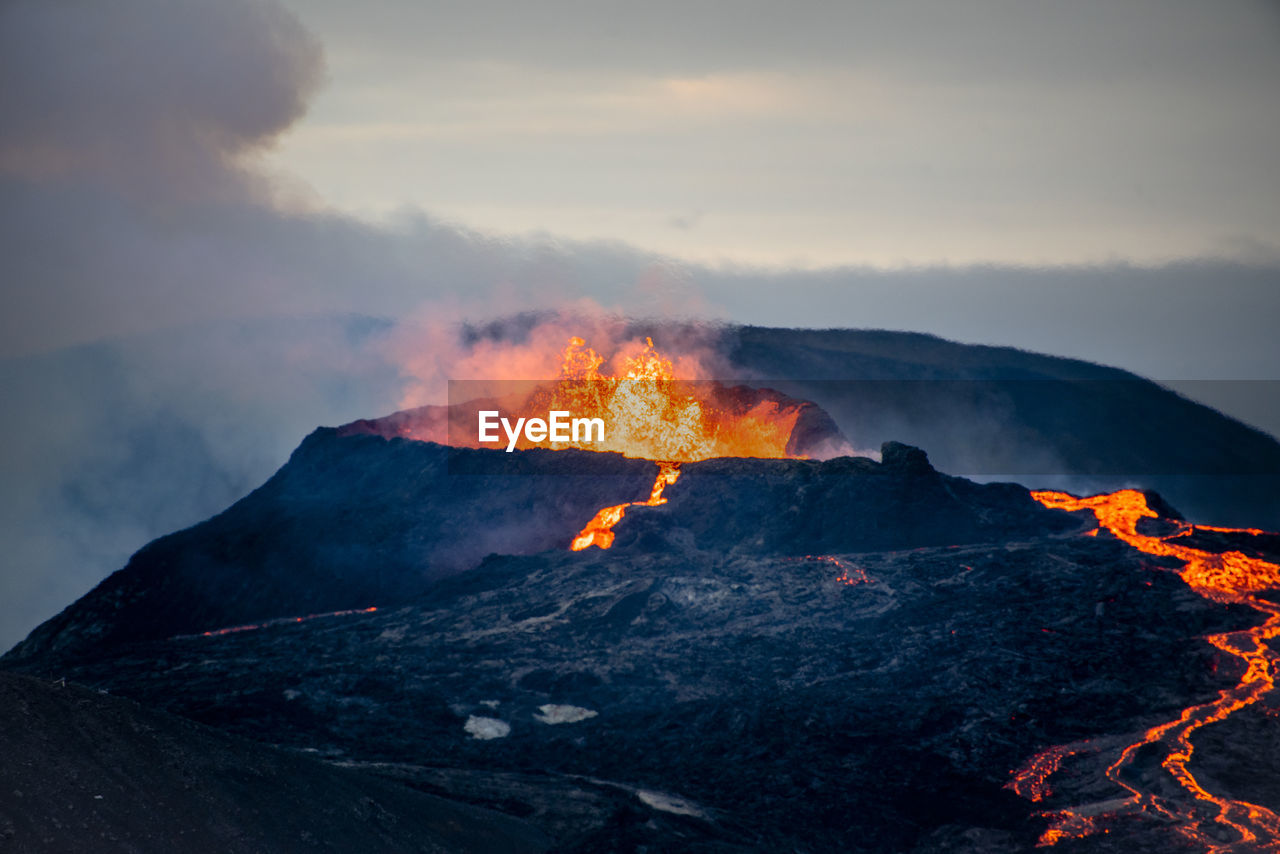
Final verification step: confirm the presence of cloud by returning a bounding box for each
[280,0,1280,86]
[263,0,1280,268]
[0,0,323,203]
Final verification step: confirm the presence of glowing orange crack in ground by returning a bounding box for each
[559,335,807,552]
[570,462,681,551]
[790,554,873,586]
[1009,489,1280,851]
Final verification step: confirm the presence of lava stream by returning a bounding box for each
[571,462,681,551]
[1010,489,1280,851]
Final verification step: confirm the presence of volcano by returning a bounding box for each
[6,331,1280,853]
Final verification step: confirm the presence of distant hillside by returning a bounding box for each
[448,318,1280,527]
[715,325,1280,527]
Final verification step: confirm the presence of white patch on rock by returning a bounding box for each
[637,790,704,817]
[463,715,510,740]
[480,699,500,709]
[533,704,598,725]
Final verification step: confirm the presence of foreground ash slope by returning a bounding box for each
[7,435,1273,851]
[0,671,549,853]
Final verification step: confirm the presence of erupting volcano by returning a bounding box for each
[1010,489,1280,851]
[340,334,834,551]
[550,336,812,550]
[10,322,1280,853]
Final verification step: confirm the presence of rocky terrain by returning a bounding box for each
[8,432,1277,852]
[0,430,1059,666]
[0,671,548,853]
[3,436,660,663]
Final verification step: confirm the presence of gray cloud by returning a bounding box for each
[265,0,1280,268]
[0,0,322,201]
[281,0,1280,87]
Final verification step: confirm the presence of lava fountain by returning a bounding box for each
[539,336,803,462]
[343,334,823,550]
[1010,489,1280,851]
[525,336,810,550]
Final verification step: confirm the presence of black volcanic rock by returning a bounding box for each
[881,439,933,473]
[616,443,1077,555]
[0,671,548,853]
[8,418,1279,851]
[3,434,660,665]
[4,438,1071,667]
[11,527,1266,852]
[715,325,1280,528]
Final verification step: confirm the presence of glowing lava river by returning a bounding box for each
[1011,489,1280,851]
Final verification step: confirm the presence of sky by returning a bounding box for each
[1,0,1279,650]
[268,0,1280,268]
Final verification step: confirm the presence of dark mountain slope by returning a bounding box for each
[2,435,658,665]
[3,439,1070,668]
[0,671,548,853]
[719,325,1280,527]
[451,317,1280,525]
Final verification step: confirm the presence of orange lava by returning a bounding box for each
[543,336,803,461]
[571,462,681,551]
[437,336,807,462]
[1010,489,1280,851]
[559,336,811,551]
[787,554,873,586]
[1007,740,1097,803]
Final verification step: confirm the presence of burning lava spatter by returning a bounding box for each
[783,555,874,586]
[1009,489,1280,851]
[172,607,378,640]
[558,336,809,551]
[817,555,873,586]
[546,336,802,462]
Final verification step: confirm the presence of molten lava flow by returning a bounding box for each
[1008,489,1280,851]
[571,462,680,551]
[555,336,813,551]
[827,556,873,586]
